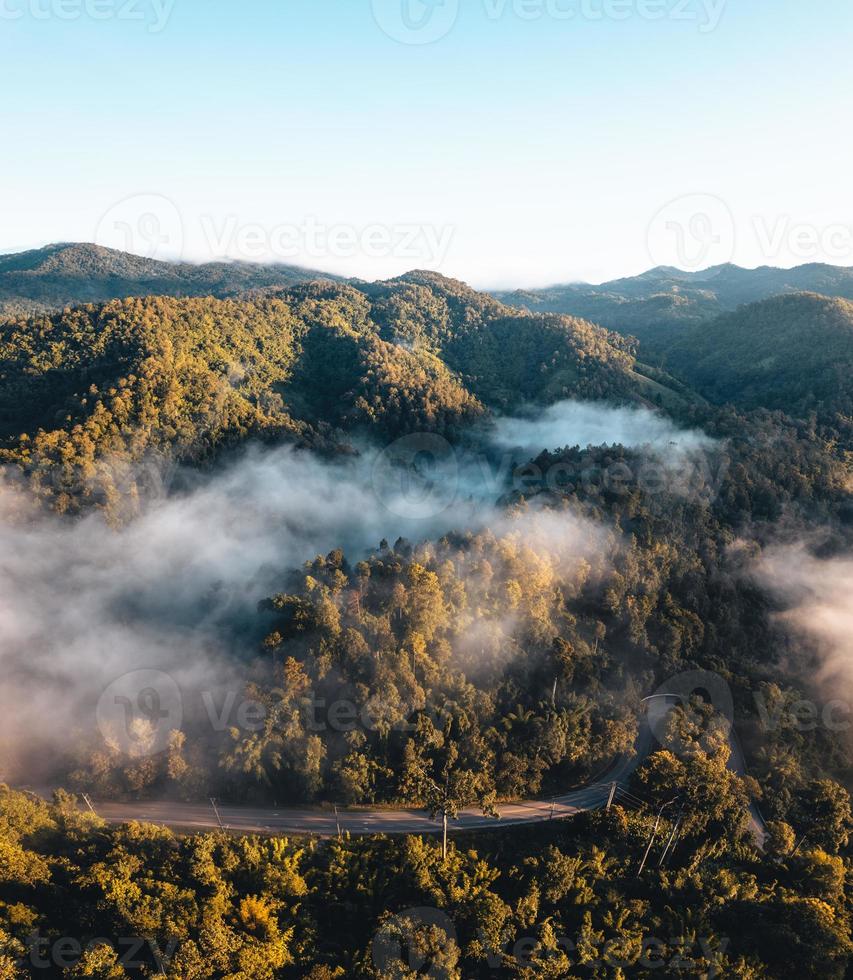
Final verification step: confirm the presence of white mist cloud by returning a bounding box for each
[0,442,592,778]
[0,400,708,780]
[758,545,853,695]
[489,400,713,457]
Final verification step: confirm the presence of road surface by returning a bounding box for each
[28,698,766,845]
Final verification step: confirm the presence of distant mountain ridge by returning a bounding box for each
[8,245,853,343]
[0,243,338,318]
[494,262,853,352]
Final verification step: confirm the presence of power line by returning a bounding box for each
[613,790,643,806]
[638,798,678,876]
[658,806,684,867]
[615,787,648,806]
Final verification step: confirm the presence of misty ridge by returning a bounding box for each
[0,397,711,782]
[483,399,724,502]
[374,400,727,527]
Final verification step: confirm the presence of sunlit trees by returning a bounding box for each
[401,720,497,860]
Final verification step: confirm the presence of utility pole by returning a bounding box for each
[638,798,677,877]
[209,798,224,831]
[606,782,617,812]
[551,676,558,707]
[334,805,342,840]
[790,833,809,858]
[441,769,451,863]
[658,808,684,867]
[81,793,96,816]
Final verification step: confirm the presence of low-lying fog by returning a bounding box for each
[0,399,716,780]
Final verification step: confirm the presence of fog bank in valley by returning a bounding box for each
[0,399,713,780]
[489,399,713,457]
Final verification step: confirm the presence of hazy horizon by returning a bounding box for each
[3,0,853,288]
[5,238,853,293]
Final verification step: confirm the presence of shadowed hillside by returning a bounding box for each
[665,292,853,422]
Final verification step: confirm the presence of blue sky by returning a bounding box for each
[1,0,852,286]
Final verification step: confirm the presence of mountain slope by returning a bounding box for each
[665,292,853,420]
[364,270,649,408]
[0,295,312,514]
[0,243,335,318]
[0,273,672,515]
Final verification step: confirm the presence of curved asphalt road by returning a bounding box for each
[30,698,766,845]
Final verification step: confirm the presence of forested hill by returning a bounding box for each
[494,262,853,352]
[2,258,853,979]
[0,243,336,318]
[664,292,853,421]
[0,273,670,514]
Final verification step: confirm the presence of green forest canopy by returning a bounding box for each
[0,256,851,977]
